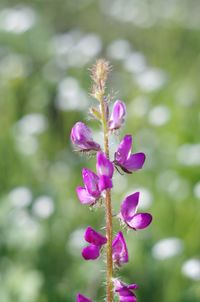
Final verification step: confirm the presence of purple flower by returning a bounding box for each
[112,232,128,266]
[119,192,152,230]
[96,152,114,191]
[82,226,107,260]
[109,100,126,130]
[113,278,138,302]
[71,122,100,152]
[76,293,93,302]
[76,168,101,205]
[114,135,145,173]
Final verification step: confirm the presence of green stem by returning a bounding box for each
[99,93,113,302]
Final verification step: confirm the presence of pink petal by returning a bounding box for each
[127,213,152,230]
[76,187,96,205]
[82,244,100,260]
[123,153,146,172]
[112,231,128,265]
[109,100,126,130]
[115,135,132,164]
[76,293,93,302]
[96,152,114,178]
[98,175,113,191]
[82,168,100,198]
[120,192,140,222]
[84,226,107,246]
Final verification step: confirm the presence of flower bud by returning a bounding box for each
[109,100,126,130]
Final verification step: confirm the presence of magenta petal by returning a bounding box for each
[76,293,93,302]
[71,122,100,151]
[96,152,114,178]
[82,244,100,260]
[120,192,140,222]
[115,135,132,164]
[76,187,96,205]
[84,226,107,246]
[127,213,152,230]
[109,100,126,130]
[98,175,113,191]
[123,153,146,171]
[112,231,128,266]
[82,168,100,198]
[119,295,137,302]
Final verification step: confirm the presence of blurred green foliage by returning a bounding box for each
[0,0,200,301]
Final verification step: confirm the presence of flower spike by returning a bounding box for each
[114,135,146,174]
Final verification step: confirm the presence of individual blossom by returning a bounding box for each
[109,100,126,131]
[71,122,100,152]
[76,293,93,302]
[82,226,107,260]
[114,135,145,173]
[96,151,114,191]
[119,192,152,230]
[113,278,139,302]
[76,168,101,205]
[112,231,128,267]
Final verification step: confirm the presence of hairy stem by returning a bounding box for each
[99,93,113,302]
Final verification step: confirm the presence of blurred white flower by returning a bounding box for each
[9,187,32,207]
[137,187,153,209]
[148,105,170,126]
[124,52,146,73]
[0,54,31,79]
[68,228,86,255]
[177,144,200,166]
[15,134,38,155]
[194,181,200,199]
[152,237,183,260]
[33,196,54,219]
[182,259,200,281]
[129,96,150,117]
[107,39,131,60]
[55,77,89,111]
[52,31,102,68]
[135,68,167,92]
[16,113,48,136]
[0,7,36,33]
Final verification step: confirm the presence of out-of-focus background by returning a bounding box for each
[0,0,200,301]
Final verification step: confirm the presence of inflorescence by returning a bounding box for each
[70,59,153,302]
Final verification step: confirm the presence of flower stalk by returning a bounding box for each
[71,59,153,302]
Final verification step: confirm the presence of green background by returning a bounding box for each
[0,0,200,301]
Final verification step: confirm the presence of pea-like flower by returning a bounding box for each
[112,231,128,267]
[71,122,100,152]
[76,168,101,205]
[96,151,114,191]
[76,293,93,302]
[76,152,114,205]
[114,135,145,173]
[109,100,126,130]
[113,278,138,302]
[82,226,107,260]
[119,192,152,230]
